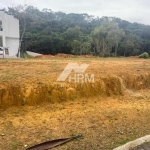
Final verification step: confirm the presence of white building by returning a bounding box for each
[0,11,19,57]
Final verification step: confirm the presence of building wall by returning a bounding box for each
[4,15,19,38]
[0,36,2,46]
[0,11,19,56]
[0,11,5,47]
[6,37,19,56]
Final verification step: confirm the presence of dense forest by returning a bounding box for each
[1,5,150,57]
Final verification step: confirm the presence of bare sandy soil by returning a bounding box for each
[0,57,150,150]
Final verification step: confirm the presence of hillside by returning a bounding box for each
[2,5,150,56]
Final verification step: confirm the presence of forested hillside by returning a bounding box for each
[1,5,150,56]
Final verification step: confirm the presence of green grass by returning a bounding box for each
[11,138,18,150]
[33,57,128,61]
[24,52,34,59]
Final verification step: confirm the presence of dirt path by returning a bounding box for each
[0,92,150,150]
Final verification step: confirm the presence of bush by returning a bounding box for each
[139,52,149,58]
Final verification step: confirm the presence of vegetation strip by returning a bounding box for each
[113,135,150,150]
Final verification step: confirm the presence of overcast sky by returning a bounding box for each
[0,0,150,25]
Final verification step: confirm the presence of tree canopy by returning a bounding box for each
[1,5,150,56]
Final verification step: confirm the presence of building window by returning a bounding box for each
[0,21,3,31]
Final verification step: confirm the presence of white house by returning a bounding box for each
[0,11,19,57]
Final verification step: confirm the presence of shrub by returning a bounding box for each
[139,52,149,58]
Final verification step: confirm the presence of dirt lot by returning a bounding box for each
[0,57,150,150]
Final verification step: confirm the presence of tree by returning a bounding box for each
[107,24,125,57]
[80,42,91,55]
[8,4,29,57]
[5,5,150,56]
[91,25,107,56]
[71,40,81,55]
[119,40,134,56]
[65,26,81,40]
